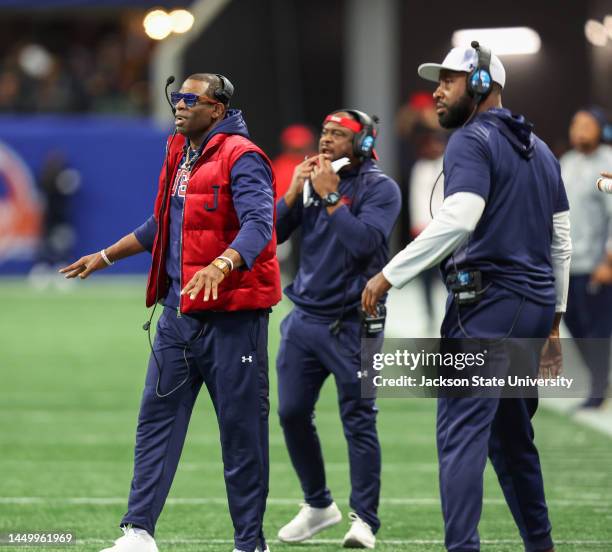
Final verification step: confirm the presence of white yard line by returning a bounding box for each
[60,538,612,546]
[1,497,610,507]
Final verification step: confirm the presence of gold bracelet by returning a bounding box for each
[212,258,230,275]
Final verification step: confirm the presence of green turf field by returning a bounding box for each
[1,278,611,551]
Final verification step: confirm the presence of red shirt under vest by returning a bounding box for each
[146,132,281,313]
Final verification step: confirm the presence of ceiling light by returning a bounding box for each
[585,19,608,47]
[452,27,541,55]
[169,9,195,34]
[143,9,172,41]
[603,15,612,39]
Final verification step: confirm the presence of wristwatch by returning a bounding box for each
[322,191,341,207]
[212,257,231,275]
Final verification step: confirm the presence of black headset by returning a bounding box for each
[214,74,234,105]
[331,108,378,159]
[467,41,492,103]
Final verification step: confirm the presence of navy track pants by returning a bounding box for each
[438,285,555,552]
[121,306,270,552]
[564,274,612,397]
[276,308,382,532]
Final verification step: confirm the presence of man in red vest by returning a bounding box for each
[60,73,280,552]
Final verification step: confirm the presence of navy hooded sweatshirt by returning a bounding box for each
[134,109,274,308]
[276,159,401,319]
[442,107,569,304]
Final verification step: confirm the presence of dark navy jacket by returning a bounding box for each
[442,107,569,305]
[135,109,273,308]
[277,160,401,319]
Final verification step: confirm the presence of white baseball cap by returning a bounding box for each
[418,46,506,88]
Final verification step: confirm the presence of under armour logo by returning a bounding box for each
[357,370,368,379]
[242,355,253,363]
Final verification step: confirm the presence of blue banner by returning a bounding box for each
[0,116,169,274]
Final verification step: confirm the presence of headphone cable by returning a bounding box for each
[143,130,188,399]
[428,102,479,219]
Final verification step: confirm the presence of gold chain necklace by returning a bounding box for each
[182,146,199,171]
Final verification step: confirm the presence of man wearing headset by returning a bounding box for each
[60,74,280,552]
[363,44,571,552]
[274,110,400,549]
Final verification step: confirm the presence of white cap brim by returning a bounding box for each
[417,63,465,83]
[417,47,506,88]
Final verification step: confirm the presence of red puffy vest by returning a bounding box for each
[146,132,281,313]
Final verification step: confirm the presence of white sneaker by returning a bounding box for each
[342,513,375,549]
[99,527,159,552]
[278,502,342,543]
[232,546,270,552]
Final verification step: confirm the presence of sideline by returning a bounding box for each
[1,497,610,507]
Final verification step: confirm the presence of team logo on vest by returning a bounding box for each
[172,168,189,198]
[0,142,42,263]
[204,185,220,212]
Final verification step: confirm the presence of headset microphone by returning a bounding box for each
[165,75,176,115]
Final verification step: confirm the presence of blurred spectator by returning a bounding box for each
[409,129,446,331]
[0,70,21,111]
[395,92,448,331]
[0,13,152,115]
[271,124,316,280]
[560,107,612,409]
[28,151,80,290]
[395,91,445,247]
[396,91,440,139]
[272,124,316,197]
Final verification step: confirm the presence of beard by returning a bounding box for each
[438,93,475,129]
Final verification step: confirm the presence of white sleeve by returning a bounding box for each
[383,192,486,288]
[551,210,571,312]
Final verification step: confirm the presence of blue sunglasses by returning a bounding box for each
[170,92,220,108]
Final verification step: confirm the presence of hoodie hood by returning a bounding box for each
[205,108,250,143]
[476,107,535,159]
[168,108,250,159]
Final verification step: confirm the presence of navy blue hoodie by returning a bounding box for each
[442,107,569,304]
[277,159,401,319]
[135,109,274,308]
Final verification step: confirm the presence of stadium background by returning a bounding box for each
[1,0,611,550]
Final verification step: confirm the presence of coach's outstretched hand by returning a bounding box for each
[59,252,109,279]
[181,264,226,302]
[362,271,392,316]
[59,233,146,279]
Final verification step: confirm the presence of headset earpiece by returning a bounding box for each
[467,41,492,102]
[334,108,377,159]
[214,74,234,105]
